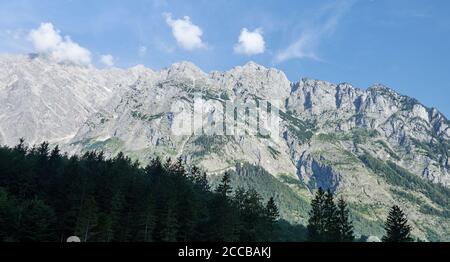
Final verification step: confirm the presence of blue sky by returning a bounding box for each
[1,0,450,116]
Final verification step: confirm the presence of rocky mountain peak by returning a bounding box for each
[241,61,266,70]
[367,83,398,95]
[164,61,207,79]
[222,61,291,99]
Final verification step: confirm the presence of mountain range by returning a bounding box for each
[1,54,450,241]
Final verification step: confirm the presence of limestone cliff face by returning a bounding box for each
[1,55,450,240]
[0,54,153,145]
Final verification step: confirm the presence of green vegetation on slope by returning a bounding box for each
[279,110,315,143]
[316,129,379,145]
[191,135,233,157]
[131,111,165,122]
[209,163,311,226]
[411,137,449,162]
[359,153,450,210]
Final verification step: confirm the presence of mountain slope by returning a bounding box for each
[1,55,450,240]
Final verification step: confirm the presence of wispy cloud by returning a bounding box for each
[0,28,30,53]
[275,1,354,63]
[138,46,147,57]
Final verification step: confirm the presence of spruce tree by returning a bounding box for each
[162,198,178,242]
[307,189,353,242]
[75,196,99,242]
[140,194,155,242]
[145,157,163,176]
[216,172,232,196]
[191,166,210,192]
[307,188,326,241]
[13,138,28,155]
[172,157,186,177]
[265,197,279,240]
[99,191,124,241]
[239,189,265,241]
[323,190,339,241]
[0,188,18,241]
[98,214,114,242]
[18,198,57,242]
[266,197,279,223]
[336,196,354,242]
[382,205,413,242]
[208,173,239,242]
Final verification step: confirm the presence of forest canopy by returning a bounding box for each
[0,140,306,242]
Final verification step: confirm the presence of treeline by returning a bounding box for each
[307,188,413,242]
[307,188,354,242]
[0,141,282,242]
[0,141,415,242]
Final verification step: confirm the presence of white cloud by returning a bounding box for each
[234,28,265,55]
[100,54,114,67]
[164,13,205,51]
[138,45,147,57]
[28,22,91,65]
[28,23,62,53]
[275,1,353,63]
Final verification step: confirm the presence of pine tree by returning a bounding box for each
[336,196,354,242]
[265,197,279,240]
[207,175,239,242]
[216,172,232,196]
[191,166,210,192]
[0,188,18,241]
[37,142,50,162]
[75,196,99,242]
[18,198,57,242]
[145,157,163,176]
[139,194,155,242]
[382,205,413,242]
[14,138,28,155]
[49,145,60,162]
[322,190,339,241]
[0,188,9,240]
[161,198,178,242]
[98,191,124,242]
[266,197,279,223]
[172,157,186,176]
[307,189,354,242]
[238,189,265,241]
[307,188,326,241]
[163,158,172,171]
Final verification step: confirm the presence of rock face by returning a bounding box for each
[1,54,450,241]
[0,54,153,145]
